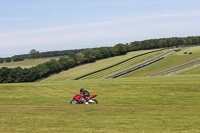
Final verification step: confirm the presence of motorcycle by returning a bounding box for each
[70,94,98,104]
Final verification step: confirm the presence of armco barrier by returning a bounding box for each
[149,58,200,77]
[104,50,174,79]
[74,49,164,80]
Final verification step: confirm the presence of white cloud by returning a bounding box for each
[1,10,200,37]
[0,11,200,50]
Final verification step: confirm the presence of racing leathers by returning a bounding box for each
[81,90,90,101]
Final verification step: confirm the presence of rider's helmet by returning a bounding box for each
[80,88,84,93]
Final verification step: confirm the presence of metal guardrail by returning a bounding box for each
[104,50,174,79]
[149,58,200,77]
[74,49,164,80]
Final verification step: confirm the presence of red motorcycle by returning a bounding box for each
[70,94,98,104]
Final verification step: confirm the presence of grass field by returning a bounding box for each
[120,46,200,77]
[42,46,200,81]
[42,49,163,82]
[0,57,60,68]
[80,50,164,79]
[0,75,200,132]
[1,47,200,132]
[177,64,200,75]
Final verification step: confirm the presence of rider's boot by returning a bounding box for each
[81,99,85,104]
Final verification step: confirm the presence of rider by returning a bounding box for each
[80,88,90,102]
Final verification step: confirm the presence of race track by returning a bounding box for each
[104,50,174,79]
[149,58,200,76]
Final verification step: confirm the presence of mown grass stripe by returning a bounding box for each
[75,49,164,80]
[80,51,165,80]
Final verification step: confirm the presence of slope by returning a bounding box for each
[1,47,200,132]
[0,76,200,132]
[0,57,60,68]
[79,49,165,79]
[120,46,200,78]
[42,49,162,82]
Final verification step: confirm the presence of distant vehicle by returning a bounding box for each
[184,51,192,54]
[174,48,181,51]
[70,94,98,104]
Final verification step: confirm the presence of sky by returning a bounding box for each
[0,0,200,57]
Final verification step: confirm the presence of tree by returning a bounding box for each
[95,47,114,59]
[12,55,25,62]
[0,67,10,83]
[45,59,61,73]
[82,49,96,63]
[29,49,40,59]
[76,53,85,64]
[34,64,50,78]
[58,57,76,70]
[0,58,4,63]
[5,57,11,63]
[7,67,23,83]
[29,49,39,54]
[113,43,127,55]
[58,57,68,70]
[68,53,78,63]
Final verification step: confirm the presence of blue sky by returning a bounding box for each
[0,0,200,57]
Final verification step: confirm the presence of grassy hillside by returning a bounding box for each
[43,46,200,81]
[177,65,200,75]
[0,75,200,132]
[80,50,164,79]
[42,49,163,82]
[1,47,200,132]
[0,57,60,68]
[120,46,200,77]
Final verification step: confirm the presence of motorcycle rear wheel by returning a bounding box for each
[89,99,98,104]
[70,99,78,104]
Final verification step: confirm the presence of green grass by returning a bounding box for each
[0,57,60,68]
[120,46,200,77]
[177,64,200,75]
[159,63,200,76]
[1,47,200,132]
[0,75,200,132]
[80,50,164,79]
[43,46,200,81]
[42,49,160,82]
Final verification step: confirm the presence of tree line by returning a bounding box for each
[1,36,200,83]
[0,48,88,63]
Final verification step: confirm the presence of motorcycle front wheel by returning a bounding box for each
[70,99,78,104]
